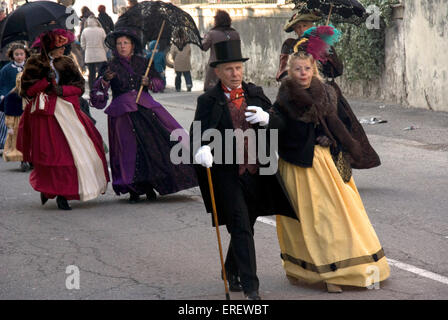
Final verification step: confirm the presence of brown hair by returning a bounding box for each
[81,6,92,17]
[7,43,30,61]
[214,10,232,28]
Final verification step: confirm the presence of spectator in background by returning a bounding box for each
[0,44,30,170]
[0,9,8,154]
[146,40,166,92]
[97,5,115,35]
[168,44,192,92]
[0,8,9,70]
[57,0,75,7]
[78,6,94,73]
[81,16,107,90]
[79,6,94,40]
[118,6,127,17]
[127,0,138,9]
[57,0,85,72]
[201,10,240,91]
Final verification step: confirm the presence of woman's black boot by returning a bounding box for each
[146,189,157,201]
[20,162,29,172]
[40,193,48,205]
[56,196,72,210]
[129,192,140,204]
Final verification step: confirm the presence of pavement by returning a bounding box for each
[0,68,447,302]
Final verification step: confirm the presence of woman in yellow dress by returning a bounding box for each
[272,27,390,293]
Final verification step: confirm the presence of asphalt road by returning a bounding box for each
[1,71,447,300]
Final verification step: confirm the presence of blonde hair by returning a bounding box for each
[288,51,322,81]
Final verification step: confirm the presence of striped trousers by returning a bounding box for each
[0,111,8,149]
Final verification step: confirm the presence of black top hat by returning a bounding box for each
[210,40,249,68]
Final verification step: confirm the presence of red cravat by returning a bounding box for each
[221,84,245,109]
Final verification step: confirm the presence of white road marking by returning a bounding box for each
[257,216,448,286]
[387,259,448,285]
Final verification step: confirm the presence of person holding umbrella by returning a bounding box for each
[192,39,296,300]
[90,26,198,203]
[17,29,110,210]
[276,8,322,82]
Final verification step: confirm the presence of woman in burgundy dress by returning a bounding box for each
[90,27,197,203]
[17,29,109,210]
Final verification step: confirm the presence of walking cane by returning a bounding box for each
[136,20,166,104]
[206,167,231,300]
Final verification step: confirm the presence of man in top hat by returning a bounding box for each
[191,40,296,300]
[275,8,322,81]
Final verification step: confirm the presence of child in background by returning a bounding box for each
[146,40,166,92]
[0,43,31,171]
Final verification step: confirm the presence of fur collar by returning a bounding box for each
[276,76,336,124]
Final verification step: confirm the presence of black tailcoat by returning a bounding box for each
[191,81,296,226]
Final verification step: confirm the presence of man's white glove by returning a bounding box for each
[245,106,269,126]
[194,145,213,168]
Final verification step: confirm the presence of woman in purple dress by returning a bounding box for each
[90,27,197,203]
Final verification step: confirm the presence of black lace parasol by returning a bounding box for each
[140,1,203,51]
[290,0,368,25]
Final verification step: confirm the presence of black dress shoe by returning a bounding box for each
[40,193,48,205]
[129,192,140,204]
[221,271,243,292]
[146,189,157,201]
[56,196,72,211]
[228,274,243,292]
[245,291,261,300]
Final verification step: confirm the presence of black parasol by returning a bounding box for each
[291,0,367,25]
[124,1,202,102]
[113,1,202,51]
[140,0,203,51]
[0,1,75,49]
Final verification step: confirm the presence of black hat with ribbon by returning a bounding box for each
[105,26,143,54]
[210,40,249,68]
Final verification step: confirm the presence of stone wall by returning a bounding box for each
[337,0,448,111]
[182,2,448,111]
[402,0,448,111]
[181,4,293,87]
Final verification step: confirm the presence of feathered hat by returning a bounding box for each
[293,25,341,63]
[31,29,75,53]
[284,4,321,33]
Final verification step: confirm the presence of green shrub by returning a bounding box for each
[333,0,398,81]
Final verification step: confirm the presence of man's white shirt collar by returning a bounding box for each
[223,84,242,99]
